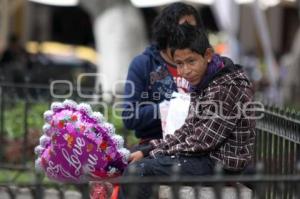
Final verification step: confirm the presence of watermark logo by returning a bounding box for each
[50,73,265,121]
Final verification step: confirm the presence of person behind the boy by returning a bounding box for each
[118,24,256,199]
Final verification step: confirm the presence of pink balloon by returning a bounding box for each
[35,100,129,183]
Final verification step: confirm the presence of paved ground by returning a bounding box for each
[0,188,83,199]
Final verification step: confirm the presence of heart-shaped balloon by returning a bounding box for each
[34,99,130,183]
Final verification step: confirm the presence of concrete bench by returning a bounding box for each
[0,187,82,199]
[159,184,252,199]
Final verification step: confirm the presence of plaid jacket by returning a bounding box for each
[149,61,256,171]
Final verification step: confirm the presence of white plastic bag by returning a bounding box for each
[160,92,190,139]
[159,100,170,134]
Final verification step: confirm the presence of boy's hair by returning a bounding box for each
[169,23,211,57]
[152,2,204,50]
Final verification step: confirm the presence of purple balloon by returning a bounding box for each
[35,100,129,183]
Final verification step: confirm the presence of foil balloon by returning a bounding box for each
[34,99,130,183]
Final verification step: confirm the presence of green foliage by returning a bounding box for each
[4,102,48,139]
[0,169,36,183]
[4,102,24,138]
[284,102,300,112]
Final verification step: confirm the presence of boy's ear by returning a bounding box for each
[204,48,213,63]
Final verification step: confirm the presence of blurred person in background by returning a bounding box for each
[239,51,263,91]
[0,34,30,83]
[121,2,205,153]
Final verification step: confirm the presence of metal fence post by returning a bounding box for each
[0,83,5,162]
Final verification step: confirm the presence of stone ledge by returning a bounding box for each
[0,187,82,199]
[159,184,252,199]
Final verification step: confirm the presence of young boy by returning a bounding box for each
[119,24,256,199]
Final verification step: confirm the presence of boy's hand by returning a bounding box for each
[129,151,144,163]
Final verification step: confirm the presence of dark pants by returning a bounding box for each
[117,155,215,199]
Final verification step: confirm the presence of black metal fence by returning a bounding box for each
[0,83,300,199]
[253,105,300,199]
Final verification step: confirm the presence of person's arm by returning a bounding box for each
[122,55,161,138]
[168,85,238,153]
[149,85,241,158]
[131,144,153,160]
[128,144,154,163]
[148,118,191,157]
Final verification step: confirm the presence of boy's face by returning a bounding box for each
[174,48,211,86]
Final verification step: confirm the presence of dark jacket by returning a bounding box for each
[149,57,256,171]
[122,45,178,139]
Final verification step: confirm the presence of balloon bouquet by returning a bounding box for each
[34,99,130,184]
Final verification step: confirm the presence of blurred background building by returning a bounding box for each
[0,0,299,107]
